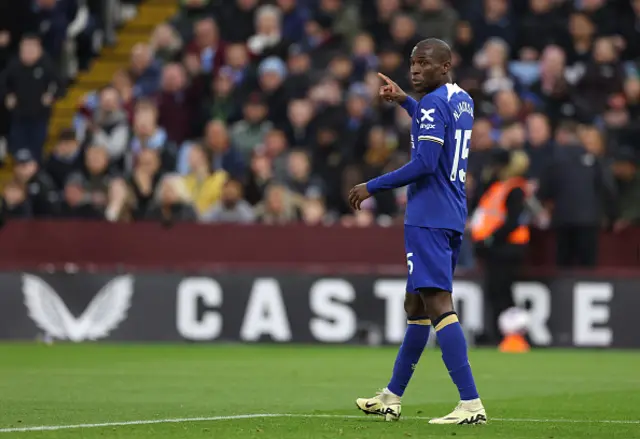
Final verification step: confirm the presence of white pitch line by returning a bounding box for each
[1,413,639,433]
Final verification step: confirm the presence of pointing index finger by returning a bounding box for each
[377,72,393,86]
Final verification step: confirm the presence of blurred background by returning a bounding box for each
[0,0,638,348]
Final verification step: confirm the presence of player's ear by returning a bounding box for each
[442,60,452,75]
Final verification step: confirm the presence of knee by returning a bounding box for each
[404,293,426,319]
[420,288,454,319]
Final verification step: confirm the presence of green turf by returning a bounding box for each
[0,344,639,438]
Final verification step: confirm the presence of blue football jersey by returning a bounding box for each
[405,83,474,233]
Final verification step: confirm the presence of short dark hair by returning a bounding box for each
[415,38,452,64]
[57,128,76,143]
[21,34,41,43]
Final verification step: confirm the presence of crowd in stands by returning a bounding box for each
[1,1,639,248]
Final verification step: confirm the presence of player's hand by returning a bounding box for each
[378,73,407,104]
[348,183,371,211]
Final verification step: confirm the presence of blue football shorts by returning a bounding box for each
[404,225,463,294]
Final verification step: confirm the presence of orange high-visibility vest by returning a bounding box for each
[471,177,530,244]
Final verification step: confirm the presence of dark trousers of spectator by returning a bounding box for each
[478,243,526,344]
[556,225,599,268]
[9,115,49,163]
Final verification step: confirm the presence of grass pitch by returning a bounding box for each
[0,344,639,438]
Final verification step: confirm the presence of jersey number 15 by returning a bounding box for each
[450,129,471,183]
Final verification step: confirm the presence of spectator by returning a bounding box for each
[230,93,273,161]
[473,0,515,50]
[283,98,315,148]
[365,0,401,47]
[475,38,520,97]
[260,128,289,181]
[247,5,289,61]
[129,148,163,219]
[44,128,84,191]
[59,173,104,219]
[516,0,565,59]
[284,44,313,98]
[611,148,640,228]
[623,76,640,121]
[498,122,526,151]
[145,174,197,223]
[344,82,376,159]
[183,143,228,216]
[173,0,214,40]
[363,125,399,216]
[129,43,162,97]
[619,0,640,60]
[301,197,328,225]
[222,43,250,87]
[244,152,274,205]
[389,13,421,58]
[276,0,308,43]
[83,145,116,213]
[254,183,300,224]
[524,113,554,183]
[0,0,31,67]
[565,13,595,67]
[311,121,347,213]
[415,0,459,46]
[199,67,241,126]
[317,0,361,45]
[302,13,343,69]
[156,63,201,144]
[13,149,58,217]
[1,35,59,162]
[377,44,406,89]
[1,179,31,218]
[468,118,496,184]
[178,120,245,178]
[130,101,178,172]
[80,86,130,162]
[491,89,525,128]
[30,0,75,65]
[351,33,378,81]
[538,122,616,267]
[201,178,255,223]
[284,149,324,200]
[328,54,355,88]
[185,17,225,75]
[150,23,183,64]
[577,0,616,37]
[220,0,258,43]
[574,37,625,119]
[256,56,289,126]
[455,21,476,69]
[107,69,137,123]
[530,45,574,126]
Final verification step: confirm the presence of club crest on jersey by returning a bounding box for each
[420,108,435,122]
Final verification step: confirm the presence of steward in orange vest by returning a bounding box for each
[470,149,531,345]
[471,150,532,248]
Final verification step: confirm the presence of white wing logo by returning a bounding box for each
[420,108,435,122]
[22,274,133,342]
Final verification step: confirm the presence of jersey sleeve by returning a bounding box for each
[416,95,446,149]
[399,96,418,117]
[414,95,447,173]
[365,96,449,194]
